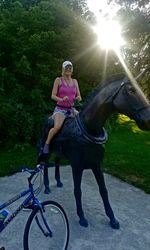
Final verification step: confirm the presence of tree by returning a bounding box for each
[108,0,150,99]
[0,0,105,147]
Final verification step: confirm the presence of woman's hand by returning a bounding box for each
[62,96,69,101]
[75,96,82,102]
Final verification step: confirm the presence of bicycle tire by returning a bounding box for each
[23,200,69,250]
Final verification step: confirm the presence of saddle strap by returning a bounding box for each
[76,116,108,144]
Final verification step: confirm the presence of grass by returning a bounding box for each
[104,116,150,193]
[0,116,150,193]
[0,144,37,177]
[0,144,67,177]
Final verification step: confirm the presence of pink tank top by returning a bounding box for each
[57,77,77,109]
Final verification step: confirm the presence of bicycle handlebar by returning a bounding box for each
[22,165,42,175]
[22,162,55,173]
[21,165,44,185]
[22,162,55,181]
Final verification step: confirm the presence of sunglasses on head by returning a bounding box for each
[64,65,72,71]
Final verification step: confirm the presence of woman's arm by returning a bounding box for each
[51,78,63,102]
[74,79,82,101]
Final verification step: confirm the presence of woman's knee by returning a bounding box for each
[53,126,62,133]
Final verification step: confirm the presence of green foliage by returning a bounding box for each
[0,0,108,148]
[109,0,150,99]
[0,144,37,177]
[0,82,48,147]
[105,113,119,131]
[104,121,150,193]
[1,0,149,148]
[108,0,150,8]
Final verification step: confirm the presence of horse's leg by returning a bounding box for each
[55,156,63,187]
[37,115,54,195]
[37,142,51,194]
[92,166,120,229]
[44,165,51,194]
[72,166,88,227]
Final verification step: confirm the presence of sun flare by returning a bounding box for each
[93,19,125,51]
[87,0,124,51]
[87,0,147,97]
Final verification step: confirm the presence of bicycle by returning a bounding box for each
[0,163,69,250]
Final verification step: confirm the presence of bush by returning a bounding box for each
[0,84,50,148]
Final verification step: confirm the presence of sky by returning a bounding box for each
[87,0,109,13]
[87,0,119,18]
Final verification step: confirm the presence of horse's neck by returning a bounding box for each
[80,84,116,136]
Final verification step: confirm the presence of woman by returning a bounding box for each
[41,60,82,160]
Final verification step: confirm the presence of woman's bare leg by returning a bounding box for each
[43,113,65,153]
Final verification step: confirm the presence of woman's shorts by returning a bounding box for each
[52,107,77,118]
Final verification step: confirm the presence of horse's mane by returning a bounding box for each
[81,73,125,111]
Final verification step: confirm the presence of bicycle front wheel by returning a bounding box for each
[23,200,69,250]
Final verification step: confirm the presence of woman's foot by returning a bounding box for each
[43,143,50,154]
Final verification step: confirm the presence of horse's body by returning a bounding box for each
[38,75,150,229]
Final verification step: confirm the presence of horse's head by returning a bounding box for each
[113,80,150,130]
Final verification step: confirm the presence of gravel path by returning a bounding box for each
[0,165,150,250]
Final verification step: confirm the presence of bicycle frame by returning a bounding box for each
[0,164,69,250]
[0,186,40,233]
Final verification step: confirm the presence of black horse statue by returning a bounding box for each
[38,74,150,229]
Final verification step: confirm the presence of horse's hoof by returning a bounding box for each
[79,218,88,227]
[110,218,120,229]
[57,181,63,188]
[44,188,51,194]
